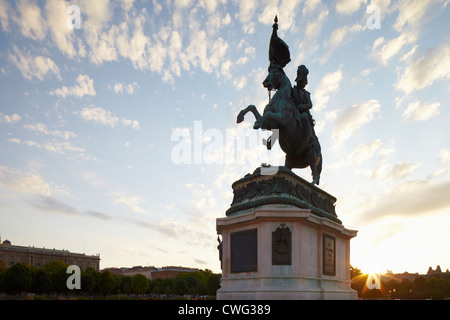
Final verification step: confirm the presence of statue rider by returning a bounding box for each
[292,65,315,152]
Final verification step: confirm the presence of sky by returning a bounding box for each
[0,0,449,275]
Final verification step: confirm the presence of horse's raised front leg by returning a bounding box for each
[237,105,262,129]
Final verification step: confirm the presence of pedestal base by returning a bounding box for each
[216,207,358,300]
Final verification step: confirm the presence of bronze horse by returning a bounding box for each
[236,63,322,185]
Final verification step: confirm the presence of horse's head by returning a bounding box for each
[263,62,286,91]
[263,62,292,96]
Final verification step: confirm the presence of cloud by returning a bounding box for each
[114,196,147,213]
[50,74,96,98]
[313,69,343,112]
[0,113,21,124]
[109,81,140,94]
[199,0,219,13]
[321,23,364,63]
[371,32,418,65]
[402,100,441,121]
[395,42,450,94]
[393,0,440,32]
[386,161,421,181]
[0,0,11,31]
[0,166,53,196]
[305,6,329,38]
[120,0,135,11]
[8,46,60,81]
[121,118,141,130]
[233,75,247,90]
[348,139,383,165]
[80,0,112,34]
[45,0,77,58]
[14,0,47,40]
[336,0,367,15]
[80,106,119,127]
[32,195,79,215]
[294,2,328,65]
[8,138,85,155]
[332,99,381,149]
[235,0,257,24]
[302,0,322,15]
[115,12,151,70]
[209,37,229,70]
[24,123,76,140]
[438,149,450,164]
[258,0,303,33]
[79,106,140,130]
[85,210,112,220]
[358,180,450,224]
[80,0,117,65]
[327,24,364,48]
[127,218,178,238]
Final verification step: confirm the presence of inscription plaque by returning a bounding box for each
[322,234,336,276]
[272,224,291,265]
[230,228,257,273]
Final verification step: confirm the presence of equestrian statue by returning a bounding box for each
[237,16,322,185]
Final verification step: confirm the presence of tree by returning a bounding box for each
[174,278,188,295]
[98,270,115,295]
[84,267,100,293]
[131,274,149,295]
[120,276,132,294]
[350,265,362,279]
[81,271,96,295]
[31,268,52,294]
[412,276,427,292]
[162,278,174,296]
[207,274,221,296]
[2,263,32,294]
[54,266,70,294]
[184,276,198,292]
[149,278,163,296]
[41,260,68,274]
[40,260,69,294]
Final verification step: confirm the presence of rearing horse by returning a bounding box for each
[237,63,322,185]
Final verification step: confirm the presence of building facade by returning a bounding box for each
[150,266,199,279]
[101,266,199,280]
[0,239,100,271]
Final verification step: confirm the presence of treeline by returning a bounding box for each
[0,261,221,298]
[351,267,450,300]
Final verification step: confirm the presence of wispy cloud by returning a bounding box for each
[14,0,47,41]
[32,195,79,216]
[313,68,343,113]
[0,166,54,196]
[0,113,21,124]
[113,195,148,214]
[109,81,139,95]
[50,74,96,98]
[24,123,76,140]
[79,106,140,130]
[357,180,450,224]
[371,32,418,66]
[85,209,112,220]
[8,137,85,155]
[8,46,60,81]
[332,99,381,150]
[395,42,450,94]
[335,0,367,15]
[321,23,365,64]
[402,100,441,121]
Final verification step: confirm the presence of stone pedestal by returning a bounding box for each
[216,167,358,300]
